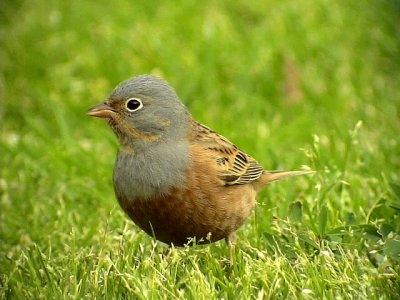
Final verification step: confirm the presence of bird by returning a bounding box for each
[87,74,313,253]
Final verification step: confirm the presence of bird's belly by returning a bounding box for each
[117,185,257,246]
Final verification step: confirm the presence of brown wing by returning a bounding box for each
[191,121,264,186]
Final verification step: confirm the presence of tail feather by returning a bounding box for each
[255,170,315,190]
[264,170,315,182]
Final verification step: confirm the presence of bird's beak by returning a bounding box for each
[87,101,115,118]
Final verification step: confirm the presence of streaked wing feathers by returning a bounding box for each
[192,121,264,185]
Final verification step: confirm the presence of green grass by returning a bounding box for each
[1,0,400,298]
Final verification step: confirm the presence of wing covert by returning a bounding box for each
[191,121,264,186]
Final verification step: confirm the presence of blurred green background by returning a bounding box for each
[1,0,400,298]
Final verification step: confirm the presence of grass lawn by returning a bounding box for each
[1,0,400,298]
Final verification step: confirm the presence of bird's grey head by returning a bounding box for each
[88,75,191,150]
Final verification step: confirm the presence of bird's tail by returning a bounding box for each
[255,169,315,190]
[264,170,315,182]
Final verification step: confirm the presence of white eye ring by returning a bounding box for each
[125,98,143,112]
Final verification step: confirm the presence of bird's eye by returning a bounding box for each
[125,98,143,112]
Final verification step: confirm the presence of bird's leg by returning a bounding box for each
[225,233,237,265]
[162,245,173,258]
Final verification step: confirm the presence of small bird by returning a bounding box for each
[87,75,312,251]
